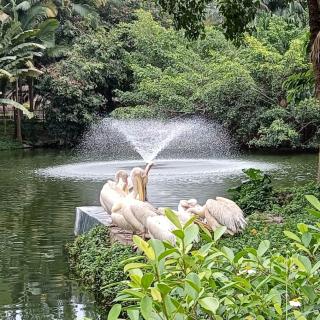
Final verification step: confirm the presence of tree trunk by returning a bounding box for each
[15,79,22,142]
[308,0,320,97]
[318,146,320,183]
[28,77,34,112]
[3,105,6,135]
[307,0,320,182]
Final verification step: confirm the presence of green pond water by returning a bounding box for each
[0,149,318,320]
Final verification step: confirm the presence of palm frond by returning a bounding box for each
[0,68,13,79]
[0,98,33,118]
[16,1,31,11]
[12,29,39,43]
[8,42,46,55]
[35,18,59,47]
[71,3,95,17]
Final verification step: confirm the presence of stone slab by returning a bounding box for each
[74,206,112,236]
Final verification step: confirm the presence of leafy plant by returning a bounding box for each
[229,168,273,214]
[66,226,136,307]
[109,198,320,320]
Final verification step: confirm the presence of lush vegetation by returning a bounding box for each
[1,0,320,150]
[67,225,136,307]
[67,172,320,317]
[39,8,320,149]
[108,197,320,320]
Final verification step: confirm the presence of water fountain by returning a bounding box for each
[36,117,277,235]
[38,117,276,182]
[78,117,234,161]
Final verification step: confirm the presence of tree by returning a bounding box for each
[156,0,320,98]
[0,17,45,140]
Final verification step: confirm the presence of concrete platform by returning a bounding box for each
[74,206,134,245]
[74,206,112,236]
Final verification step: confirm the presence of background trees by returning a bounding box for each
[1,0,319,150]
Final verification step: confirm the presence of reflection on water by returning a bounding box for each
[0,149,317,319]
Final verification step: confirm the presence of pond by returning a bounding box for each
[0,149,317,319]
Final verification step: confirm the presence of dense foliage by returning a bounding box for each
[229,168,274,214]
[109,197,320,320]
[36,7,320,149]
[1,0,319,150]
[66,226,135,307]
[68,175,320,316]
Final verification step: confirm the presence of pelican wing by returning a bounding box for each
[111,212,134,231]
[147,216,176,243]
[205,199,246,234]
[129,200,159,226]
[216,197,243,214]
[100,179,128,213]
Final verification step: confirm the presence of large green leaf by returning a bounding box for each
[306,195,320,213]
[107,304,121,320]
[214,226,227,241]
[36,19,59,47]
[257,240,270,257]
[127,309,140,320]
[141,273,154,289]
[284,231,301,243]
[199,297,219,314]
[140,296,153,320]
[0,99,33,118]
[165,208,182,229]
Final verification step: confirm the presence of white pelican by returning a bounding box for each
[146,215,176,243]
[128,162,153,201]
[204,197,246,235]
[111,162,158,236]
[178,199,197,213]
[100,170,129,213]
[147,207,197,243]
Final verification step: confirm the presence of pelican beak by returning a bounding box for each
[136,175,146,201]
[144,162,154,176]
[123,178,129,194]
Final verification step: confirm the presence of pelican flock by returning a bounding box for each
[100,162,247,243]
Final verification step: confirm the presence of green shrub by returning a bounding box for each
[228,168,274,214]
[111,105,157,119]
[110,199,320,320]
[66,226,136,307]
[250,119,300,148]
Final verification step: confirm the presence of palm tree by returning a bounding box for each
[0,17,45,141]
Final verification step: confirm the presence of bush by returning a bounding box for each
[249,119,300,148]
[111,105,157,119]
[110,198,320,320]
[228,168,274,214]
[66,226,136,307]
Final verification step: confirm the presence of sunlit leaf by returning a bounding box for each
[141,295,153,320]
[306,195,320,212]
[214,226,227,241]
[257,240,270,257]
[284,231,301,243]
[124,263,148,273]
[150,287,162,302]
[165,208,182,229]
[199,297,219,314]
[107,304,121,320]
